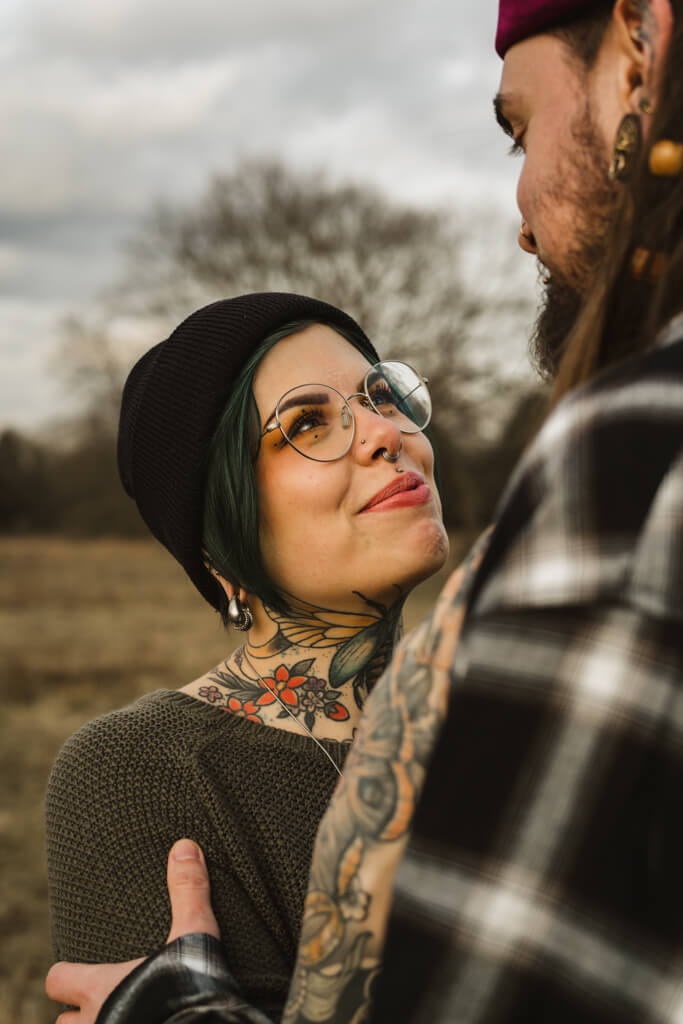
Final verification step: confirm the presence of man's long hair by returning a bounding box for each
[551,0,683,404]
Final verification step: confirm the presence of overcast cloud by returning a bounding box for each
[1,0,537,430]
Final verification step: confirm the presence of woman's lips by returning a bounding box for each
[360,471,431,513]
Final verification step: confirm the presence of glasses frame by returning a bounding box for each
[260,360,431,463]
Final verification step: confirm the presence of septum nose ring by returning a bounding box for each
[382,444,402,463]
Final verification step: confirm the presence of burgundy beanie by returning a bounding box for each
[117,293,379,609]
[496,0,599,57]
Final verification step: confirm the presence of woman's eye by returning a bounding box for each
[369,386,397,408]
[288,409,325,439]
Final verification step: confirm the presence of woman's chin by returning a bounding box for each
[389,521,450,597]
[416,517,450,571]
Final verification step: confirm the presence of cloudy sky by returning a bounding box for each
[1,0,537,431]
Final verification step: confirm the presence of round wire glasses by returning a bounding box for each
[260,360,431,463]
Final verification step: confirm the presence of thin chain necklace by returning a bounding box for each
[240,645,343,779]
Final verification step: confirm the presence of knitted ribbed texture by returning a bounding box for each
[45,690,348,1020]
[116,294,378,610]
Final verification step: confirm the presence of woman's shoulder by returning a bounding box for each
[53,689,182,750]
[47,689,222,797]
[44,689,236,874]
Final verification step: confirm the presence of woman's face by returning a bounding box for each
[253,324,448,613]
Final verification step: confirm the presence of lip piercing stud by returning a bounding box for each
[396,468,405,473]
[360,439,366,445]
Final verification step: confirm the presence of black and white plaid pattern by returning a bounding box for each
[96,933,270,1024]
[98,327,683,1023]
[374,327,683,1023]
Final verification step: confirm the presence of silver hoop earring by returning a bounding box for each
[228,595,253,631]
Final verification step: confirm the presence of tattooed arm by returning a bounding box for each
[282,534,491,1024]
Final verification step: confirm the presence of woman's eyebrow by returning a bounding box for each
[264,370,375,429]
[264,389,332,428]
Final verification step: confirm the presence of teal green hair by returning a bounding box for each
[202,319,375,624]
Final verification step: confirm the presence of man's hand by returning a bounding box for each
[45,838,220,1023]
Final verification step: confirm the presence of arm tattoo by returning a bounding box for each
[282,532,492,1023]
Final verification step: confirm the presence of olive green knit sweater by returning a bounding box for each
[45,689,347,1020]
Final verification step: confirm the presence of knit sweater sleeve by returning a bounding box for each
[45,694,210,964]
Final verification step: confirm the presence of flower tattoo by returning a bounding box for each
[256,664,307,708]
[200,658,352,733]
[226,696,261,724]
[197,684,223,704]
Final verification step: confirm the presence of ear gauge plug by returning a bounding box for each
[609,114,642,182]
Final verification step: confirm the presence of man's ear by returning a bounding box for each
[613,0,674,113]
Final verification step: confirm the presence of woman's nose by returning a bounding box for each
[351,400,402,460]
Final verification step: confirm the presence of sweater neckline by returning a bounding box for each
[138,688,351,762]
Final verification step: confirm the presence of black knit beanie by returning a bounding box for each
[117,293,379,609]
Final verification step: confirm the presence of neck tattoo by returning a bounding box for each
[241,645,344,777]
[197,590,404,763]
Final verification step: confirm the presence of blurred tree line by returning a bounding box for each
[1,161,545,538]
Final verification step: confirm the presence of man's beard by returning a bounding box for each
[529,104,619,381]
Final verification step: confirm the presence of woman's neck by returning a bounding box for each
[198,590,404,741]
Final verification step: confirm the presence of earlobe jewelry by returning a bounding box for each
[649,140,683,177]
[609,113,642,182]
[210,565,254,631]
[639,97,654,115]
[228,595,253,631]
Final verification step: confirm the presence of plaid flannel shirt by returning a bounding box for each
[98,324,683,1024]
[374,323,683,1023]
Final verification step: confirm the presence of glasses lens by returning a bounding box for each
[276,384,354,462]
[365,361,431,433]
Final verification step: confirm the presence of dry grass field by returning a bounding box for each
[0,534,466,1024]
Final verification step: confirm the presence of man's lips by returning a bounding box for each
[360,471,431,513]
